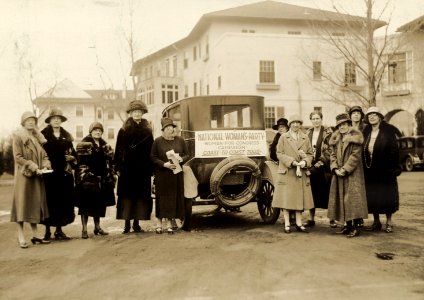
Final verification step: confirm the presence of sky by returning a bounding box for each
[0,0,423,135]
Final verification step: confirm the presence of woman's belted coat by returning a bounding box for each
[272,131,314,210]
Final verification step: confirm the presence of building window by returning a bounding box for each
[288,31,301,35]
[165,59,170,77]
[183,52,188,69]
[205,36,209,55]
[76,125,83,139]
[193,46,197,61]
[162,84,178,103]
[184,85,188,97]
[313,61,322,80]
[206,84,210,95]
[218,76,221,89]
[107,110,114,120]
[259,61,275,83]
[198,43,201,60]
[172,56,177,77]
[193,82,197,97]
[344,62,356,85]
[264,107,276,129]
[313,107,322,113]
[388,53,406,84]
[107,128,114,140]
[97,108,102,119]
[199,80,203,96]
[76,105,83,117]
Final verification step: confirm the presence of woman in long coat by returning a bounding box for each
[151,118,189,234]
[11,111,52,248]
[75,122,116,239]
[327,113,368,238]
[273,115,314,234]
[41,108,77,240]
[269,118,288,162]
[115,100,154,233]
[304,111,334,228]
[362,107,402,233]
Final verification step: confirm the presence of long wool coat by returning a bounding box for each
[150,136,189,219]
[114,117,154,220]
[327,127,368,223]
[10,127,51,223]
[307,126,333,209]
[75,135,116,217]
[273,130,314,210]
[362,121,402,214]
[41,125,76,227]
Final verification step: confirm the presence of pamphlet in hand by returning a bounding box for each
[40,169,53,174]
[166,149,183,174]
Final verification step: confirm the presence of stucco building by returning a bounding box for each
[131,0,384,137]
[35,79,134,146]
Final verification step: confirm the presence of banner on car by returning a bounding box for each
[195,130,267,158]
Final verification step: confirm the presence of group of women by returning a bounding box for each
[270,106,402,237]
[10,100,188,248]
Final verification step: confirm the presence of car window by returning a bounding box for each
[418,138,424,148]
[210,105,251,128]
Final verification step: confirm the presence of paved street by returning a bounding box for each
[0,172,423,299]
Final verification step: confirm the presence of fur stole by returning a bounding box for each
[13,127,47,146]
[41,125,74,142]
[122,117,151,132]
[329,127,363,146]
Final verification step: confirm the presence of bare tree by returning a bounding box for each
[305,0,402,108]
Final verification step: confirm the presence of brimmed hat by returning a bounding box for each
[45,107,67,123]
[335,113,352,127]
[126,100,148,114]
[21,111,38,126]
[288,115,303,126]
[365,106,384,119]
[161,117,177,130]
[272,118,289,130]
[89,122,104,133]
[348,106,364,117]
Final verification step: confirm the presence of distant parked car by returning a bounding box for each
[398,135,424,171]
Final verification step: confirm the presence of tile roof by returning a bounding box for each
[38,79,92,99]
[397,15,424,32]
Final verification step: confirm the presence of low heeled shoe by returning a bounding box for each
[94,228,109,235]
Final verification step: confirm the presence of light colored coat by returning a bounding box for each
[327,127,368,222]
[10,127,51,223]
[272,130,314,210]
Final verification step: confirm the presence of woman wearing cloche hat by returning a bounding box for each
[327,113,368,238]
[75,122,116,239]
[272,114,314,234]
[40,107,76,241]
[150,117,189,234]
[115,100,154,233]
[362,106,402,233]
[269,117,289,162]
[11,111,52,248]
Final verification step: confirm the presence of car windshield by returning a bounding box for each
[210,105,251,128]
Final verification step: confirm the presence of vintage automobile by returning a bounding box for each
[161,95,280,225]
[398,135,424,171]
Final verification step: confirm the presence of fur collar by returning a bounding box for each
[329,127,363,146]
[41,125,74,142]
[122,117,151,131]
[13,127,47,145]
[81,135,107,147]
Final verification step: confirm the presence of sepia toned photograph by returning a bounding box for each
[0,0,423,299]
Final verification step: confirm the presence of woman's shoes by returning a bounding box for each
[122,227,130,234]
[43,232,51,241]
[295,225,308,233]
[54,231,71,240]
[284,226,291,234]
[167,228,174,235]
[303,220,315,227]
[385,224,393,233]
[336,226,350,234]
[132,226,144,233]
[365,222,382,231]
[346,229,360,238]
[31,237,51,245]
[81,231,88,239]
[18,240,28,248]
[329,220,338,228]
[94,228,109,235]
[155,227,163,234]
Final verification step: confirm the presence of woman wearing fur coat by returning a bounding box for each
[10,111,52,248]
[327,113,368,238]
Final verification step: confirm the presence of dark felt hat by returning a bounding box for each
[272,118,289,130]
[348,106,364,117]
[89,122,104,133]
[45,107,67,123]
[126,100,148,114]
[161,117,177,130]
[335,113,352,127]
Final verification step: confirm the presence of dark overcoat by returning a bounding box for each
[150,136,189,219]
[75,135,116,217]
[10,128,51,223]
[327,127,368,223]
[41,125,76,226]
[273,130,314,210]
[362,121,402,214]
[114,117,153,220]
[307,126,332,209]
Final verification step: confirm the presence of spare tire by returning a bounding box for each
[210,156,262,208]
